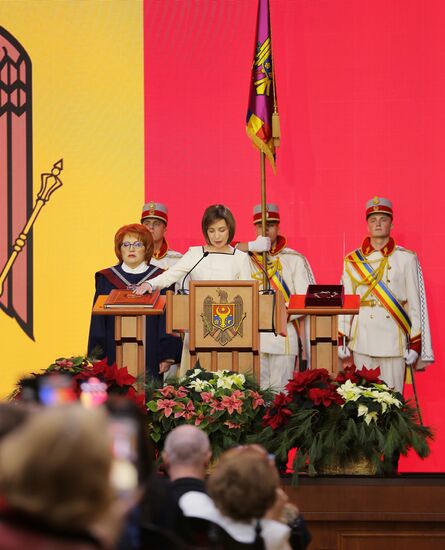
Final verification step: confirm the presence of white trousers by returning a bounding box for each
[260,353,296,393]
[353,352,405,393]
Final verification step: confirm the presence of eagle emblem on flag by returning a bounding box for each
[201,289,246,346]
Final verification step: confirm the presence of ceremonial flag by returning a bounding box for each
[246,0,279,170]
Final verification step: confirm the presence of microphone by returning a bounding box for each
[177,251,210,295]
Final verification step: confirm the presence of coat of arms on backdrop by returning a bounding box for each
[201,288,246,346]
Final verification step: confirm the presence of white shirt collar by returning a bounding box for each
[121,262,149,274]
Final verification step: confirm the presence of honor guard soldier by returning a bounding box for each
[141,201,183,377]
[141,201,182,270]
[338,197,434,393]
[243,204,315,392]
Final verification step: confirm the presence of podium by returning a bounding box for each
[165,280,287,382]
[287,294,360,374]
[92,295,167,390]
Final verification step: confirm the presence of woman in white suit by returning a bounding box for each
[134,204,252,375]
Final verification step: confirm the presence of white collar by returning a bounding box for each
[121,262,149,274]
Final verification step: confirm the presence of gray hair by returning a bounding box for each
[164,425,210,466]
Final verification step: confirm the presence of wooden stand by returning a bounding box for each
[287,294,360,374]
[283,475,445,550]
[165,281,287,382]
[92,295,166,390]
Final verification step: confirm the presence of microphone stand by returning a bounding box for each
[177,251,209,295]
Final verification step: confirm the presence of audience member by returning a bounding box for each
[0,405,119,549]
[163,425,211,500]
[0,402,29,442]
[180,445,292,550]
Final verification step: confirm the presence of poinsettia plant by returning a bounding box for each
[256,365,433,476]
[12,355,145,408]
[146,367,273,458]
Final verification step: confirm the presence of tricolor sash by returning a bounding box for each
[251,253,291,301]
[346,249,411,335]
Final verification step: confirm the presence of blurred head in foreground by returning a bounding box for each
[0,404,113,531]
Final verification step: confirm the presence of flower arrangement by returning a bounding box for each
[146,367,273,458]
[257,365,433,476]
[12,356,145,408]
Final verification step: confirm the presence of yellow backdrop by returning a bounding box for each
[0,0,144,396]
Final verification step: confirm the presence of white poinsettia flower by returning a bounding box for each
[372,382,391,391]
[337,380,362,402]
[369,389,402,409]
[230,373,246,387]
[364,411,379,424]
[189,369,202,379]
[216,377,234,389]
[188,379,212,392]
[357,403,368,417]
[214,370,230,378]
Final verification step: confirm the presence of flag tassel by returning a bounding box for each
[272,111,280,147]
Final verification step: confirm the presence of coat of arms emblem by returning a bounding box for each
[201,288,246,346]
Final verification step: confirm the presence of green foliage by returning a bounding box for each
[257,366,433,476]
[145,367,273,459]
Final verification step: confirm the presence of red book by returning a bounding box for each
[104,289,160,309]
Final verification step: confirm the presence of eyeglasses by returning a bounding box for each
[121,241,144,249]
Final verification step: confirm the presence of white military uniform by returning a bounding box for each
[339,237,434,392]
[141,202,183,379]
[148,246,253,376]
[249,236,315,392]
[150,239,182,271]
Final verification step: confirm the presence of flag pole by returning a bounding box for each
[260,151,268,289]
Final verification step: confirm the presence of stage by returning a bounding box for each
[283,474,445,549]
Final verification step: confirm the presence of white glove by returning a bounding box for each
[248,236,271,253]
[338,346,351,360]
[133,281,152,295]
[404,349,419,365]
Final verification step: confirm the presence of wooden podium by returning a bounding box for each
[166,280,287,382]
[92,295,167,389]
[287,294,360,374]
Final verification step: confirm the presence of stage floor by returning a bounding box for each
[282,474,445,550]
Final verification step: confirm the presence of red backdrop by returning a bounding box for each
[144,0,445,471]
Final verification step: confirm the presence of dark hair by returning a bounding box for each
[114,224,154,264]
[201,204,235,245]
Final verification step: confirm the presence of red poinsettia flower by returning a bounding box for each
[285,368,330,395]
[158,385,176,398]
[126,386,146,410]
[73,360,107,382]
[175,386,188,398]
[272,392,292,408]
[200,392,214,403]
[174,400,195,420]
[308,387,343,407]
[157,399,177,418]
[209,399,225,414]
[248,390,265,410]
[221,394,243,415]
[194,413,206,426]
[335,364,359,384]
[262,406,292,430]
[114,366,137,387]
[357,366,382,383]
[56,359,74,368]
[224,421,241,429]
